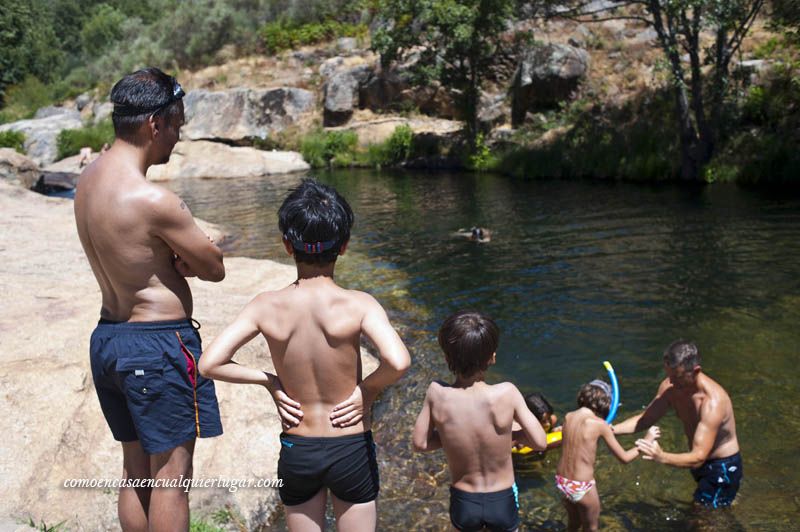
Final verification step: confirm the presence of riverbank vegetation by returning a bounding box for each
[56,119,114,160]
[1,0,798,183]
[0,130,26,153]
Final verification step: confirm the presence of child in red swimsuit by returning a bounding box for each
[555,380,660,530]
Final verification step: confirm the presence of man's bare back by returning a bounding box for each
[75,147,224,322]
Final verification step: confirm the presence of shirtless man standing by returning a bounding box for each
[74,68,226,531]
[199,179,411,532]
[615,340,742,508]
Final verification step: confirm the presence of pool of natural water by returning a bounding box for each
[167,170,800,531]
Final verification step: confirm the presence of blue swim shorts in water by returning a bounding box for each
[691,452,743,508]
[277,431,380,506]
[89,318,223,454]
[449,484,520,532]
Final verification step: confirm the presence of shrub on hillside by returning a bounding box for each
[56,119,114,160]
[300,129,358,167]
[261,20,367,55]
[0,130,26,153]
[365,124,413,167]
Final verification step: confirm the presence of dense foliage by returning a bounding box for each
[56,119,115,160]
[0,130,26,153]
[0,0,369,118]
[373,0,517,144]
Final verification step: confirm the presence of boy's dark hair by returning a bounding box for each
[577,382,611,419]
[663,340,700,371]
[110,67,185,145]
[525,392,554,422]
[438,310,499,378]
[278,178,354,265]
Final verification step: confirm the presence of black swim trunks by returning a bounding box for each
[449,484,520,532]
[89,318,223,454]
[277,431,379,506]
[691,452,743,508]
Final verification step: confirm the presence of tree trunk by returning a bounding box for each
[650,1,701,180]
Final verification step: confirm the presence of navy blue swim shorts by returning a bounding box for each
[449,483,520,532]
[691,452,743,508]
[89,318,223,454]
[277,431,380,506]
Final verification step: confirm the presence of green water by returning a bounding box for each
[169,171,800,531]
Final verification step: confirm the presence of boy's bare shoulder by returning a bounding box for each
[427,380,450,395]
[343,288,383,308]
[493,381,523,400]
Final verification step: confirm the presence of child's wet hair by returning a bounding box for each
[525,392,554,423]
[278,178,354,265]
[438,310,499,378]
[577,381,611,418]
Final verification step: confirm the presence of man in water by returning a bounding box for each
[614,340,742,508]
[74,67,226,530]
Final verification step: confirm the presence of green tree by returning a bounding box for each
[556,0,764,180]
[372,0,517,145]
[81,3,126,56]
[771,0,799,35]
[0,0,62,103]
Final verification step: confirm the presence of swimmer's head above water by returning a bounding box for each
[525,392,557,432]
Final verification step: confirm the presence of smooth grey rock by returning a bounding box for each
[92,102,113,124]
[34,106,73,119]
[323,65,373,126]
[75,92,93,111]
[0,148,40,188]
[181,87,316,142]
[336,37,358,53]
[0,111,83,165]
[146,140,309,180]
[633,28,658,44]
[511,43,590,126]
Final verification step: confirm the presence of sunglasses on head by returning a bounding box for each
[112,78,185,117]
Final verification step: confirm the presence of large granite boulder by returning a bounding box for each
[322,65,373,126]
[0,148,40,189]
[181,88,316,143]
[511,43,590,126]
[0,182,377,529]
[146,140,309,180]
[0,110,83,165]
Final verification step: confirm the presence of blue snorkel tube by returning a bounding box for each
[603,361,620,424]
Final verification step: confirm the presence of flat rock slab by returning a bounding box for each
[328,117,463,147]
[0,182,376,529]
[146,141,310,180]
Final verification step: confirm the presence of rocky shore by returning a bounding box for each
[0,181,377,530]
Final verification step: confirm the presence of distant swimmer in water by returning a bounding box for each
[454,226,492,243]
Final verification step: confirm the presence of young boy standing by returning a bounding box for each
[199,179,411,532]
[413,310,547,531]
[555,380,660,532]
